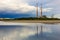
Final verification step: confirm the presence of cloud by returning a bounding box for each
[46,0,60,11]
[0,0,52,14]
[42,8,53,12]
[54,13,60,18]
[0,0,35,13]
[0,0,60,18]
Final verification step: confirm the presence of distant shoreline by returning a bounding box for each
[3,20,60,24]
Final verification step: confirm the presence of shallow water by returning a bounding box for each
[0,23,60,40]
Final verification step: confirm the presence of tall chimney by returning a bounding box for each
[40,4,42,18]
[40,0,43,18]
[36,0,38,18]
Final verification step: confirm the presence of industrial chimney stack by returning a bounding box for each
[40,3,43,18]
[36,0,43,18]
[36,0,38,18]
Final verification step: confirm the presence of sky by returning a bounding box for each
[0,0,60,18]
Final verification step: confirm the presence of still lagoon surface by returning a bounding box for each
[0,22,60,40]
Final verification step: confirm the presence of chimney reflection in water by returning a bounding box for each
[36,25,43,40]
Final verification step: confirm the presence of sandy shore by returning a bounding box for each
[3,20,60,24]
[0,20,60,25]
[0,21,43,25]
[0,21,33,25]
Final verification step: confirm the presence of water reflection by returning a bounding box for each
[0,23,60,40]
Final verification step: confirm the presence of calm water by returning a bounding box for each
[0,23,60,40]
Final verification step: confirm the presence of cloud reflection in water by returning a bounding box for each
[0,23,60,40]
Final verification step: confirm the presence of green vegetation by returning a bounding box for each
[0,16,60,21]
[14,15,60,20]
[14,17,60,20]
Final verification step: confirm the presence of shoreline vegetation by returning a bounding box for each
[0,17,60,24]
[0,17,60,20]
[0,15,60,20]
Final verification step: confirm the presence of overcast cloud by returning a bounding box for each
[0,0,60,18]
